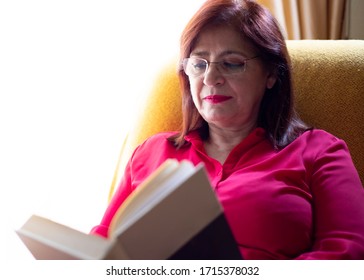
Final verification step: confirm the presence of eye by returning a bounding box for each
[222,60,246,71]
[192,60,207,71]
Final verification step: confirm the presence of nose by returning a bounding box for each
[203,63,225,87]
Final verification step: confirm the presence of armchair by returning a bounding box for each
[110,40,364,199]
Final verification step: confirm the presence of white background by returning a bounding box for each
[0,2,362,279]
[0,0,205,260]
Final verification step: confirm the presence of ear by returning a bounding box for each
[266,69,277,89]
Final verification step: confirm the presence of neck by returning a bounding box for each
[204,123,256,164]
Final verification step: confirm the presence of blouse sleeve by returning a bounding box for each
[89,133,175,238]
[296,138,364,259]
[90,158,134,238]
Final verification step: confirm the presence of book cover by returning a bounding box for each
[16,159,242,260]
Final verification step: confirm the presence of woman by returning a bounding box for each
[92,0,364,259]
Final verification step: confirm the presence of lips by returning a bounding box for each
[203,95,233,104]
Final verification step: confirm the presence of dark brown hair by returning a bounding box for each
[169,0,309,149]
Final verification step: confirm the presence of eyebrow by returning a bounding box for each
[190,50,250,57]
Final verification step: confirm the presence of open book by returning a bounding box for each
[16,159,242,260]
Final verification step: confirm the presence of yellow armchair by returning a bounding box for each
[110,40,364,198]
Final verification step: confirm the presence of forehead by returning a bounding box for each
[191,24,256,57]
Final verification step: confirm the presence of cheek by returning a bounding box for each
[233,81,266,106]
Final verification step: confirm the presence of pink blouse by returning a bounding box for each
[91,128,364,259]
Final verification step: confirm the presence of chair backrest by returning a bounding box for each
[110,40,364,198]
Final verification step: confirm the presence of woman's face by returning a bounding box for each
[188,25,276,131]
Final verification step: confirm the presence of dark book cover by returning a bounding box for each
[170,214,242,260]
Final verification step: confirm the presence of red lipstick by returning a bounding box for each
[203,95,233,104]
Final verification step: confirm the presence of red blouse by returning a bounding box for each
[91,128,364,259]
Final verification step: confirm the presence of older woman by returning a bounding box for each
[92,0,364,259]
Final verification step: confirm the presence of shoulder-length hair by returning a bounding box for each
[169,0,309,149]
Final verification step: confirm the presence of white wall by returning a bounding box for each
[0,0,205,260]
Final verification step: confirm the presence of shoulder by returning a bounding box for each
[139,132,178,146]
[300,129,348,148]
[284,128,349,158]
[300,129,341,144]
[131,131,179,157]
[126,131,188,182]
[295,128,350,159]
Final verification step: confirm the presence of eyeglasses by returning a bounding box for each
[182,55,259,77]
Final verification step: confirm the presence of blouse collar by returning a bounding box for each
[184,127,267,157]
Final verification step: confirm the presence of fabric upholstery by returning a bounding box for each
[288,40,364,184]
[111,40,364,198]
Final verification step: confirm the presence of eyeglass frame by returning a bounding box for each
[182,55,260,77]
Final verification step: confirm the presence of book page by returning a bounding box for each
[115,164,223,259]
[109,159,195,237]
[16,215,116,259]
